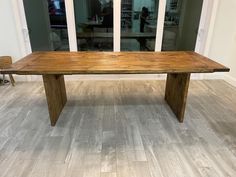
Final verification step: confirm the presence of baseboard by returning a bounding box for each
[9,74,214,81]
[8,73,236,88]
[65,74,167,81]
[10,74,167,82]
[224,74,236,87]
[4,75,28,82]
[202,73,236,87]
[201,73,225,80]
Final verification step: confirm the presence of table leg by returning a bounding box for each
[2,74,5,85]
[9,74,15,86]
[43,75,67,126]
[165,73,190,122]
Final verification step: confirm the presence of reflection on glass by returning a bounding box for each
[161,0,203,51]
[121,0,159,51]
[48,0,70,51]
[74,0,113,51]
[23,0,69,51]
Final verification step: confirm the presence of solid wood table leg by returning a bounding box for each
[2,74,5,84]
[9,74,15,86]
[43,75,67,126]
[165,73,191,122]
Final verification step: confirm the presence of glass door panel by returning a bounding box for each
[161,0,203,51]
[74,0,113,51]
[23,0,70,51]
[48,0,70,51]
[121,0,159,51]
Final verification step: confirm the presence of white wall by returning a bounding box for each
[206,0,236,86]
[0,0,23,62]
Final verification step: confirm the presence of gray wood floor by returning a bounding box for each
[0,80,236,177]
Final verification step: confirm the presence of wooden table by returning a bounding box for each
[1,51,229,126]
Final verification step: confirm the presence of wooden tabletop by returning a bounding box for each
[1,51,229,75]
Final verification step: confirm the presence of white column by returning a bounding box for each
[13,0,32,81]
[113,0,121,52]
[155,0,167,52]
[65,0,78,51]
[202,0,220,56]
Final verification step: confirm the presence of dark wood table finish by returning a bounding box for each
[1,51,230,126]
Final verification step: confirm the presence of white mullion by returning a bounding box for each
[12,0,32,81]
[195,0,216,55]
[14,0,32,55]
[65,0,78,51]
[203,0,219,56]
[155,0,167,52]
[114,0,121,52]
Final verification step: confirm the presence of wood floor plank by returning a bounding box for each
[101,131,117,173]
[101,172,117,177]
[0,80,236,177]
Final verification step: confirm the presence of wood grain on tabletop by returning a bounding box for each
[1,51,230,75]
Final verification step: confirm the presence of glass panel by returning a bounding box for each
[121,0,159,51]
[161,0,203,51]
[74,0,113,51]
[48,0,70,51]
[23,0,69,51]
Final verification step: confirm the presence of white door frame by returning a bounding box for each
[195,0,219,55]
[12,0,32,56]
[114,0,121,52]
[11,0,32,81]
[194,0,219,79]
[64,0,78,51]
[199,0,220,56]
[155,0,167,51]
